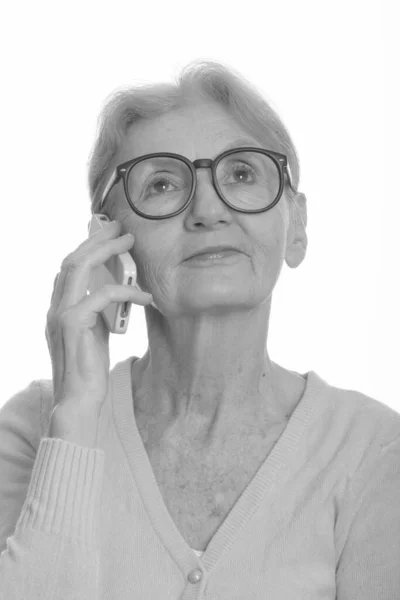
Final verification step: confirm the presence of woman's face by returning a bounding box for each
[112,101,295,315]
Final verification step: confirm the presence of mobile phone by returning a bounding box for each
[87,213,153,334]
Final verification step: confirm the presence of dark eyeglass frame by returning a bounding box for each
[99,147,297,220]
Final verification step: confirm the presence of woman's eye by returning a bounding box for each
[234,169,253,183]
[144,175,177,196]
[149,178,172,193]
[227,163,255,184]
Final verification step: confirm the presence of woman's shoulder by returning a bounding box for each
[0,378,54,447]
[310,370,400,450]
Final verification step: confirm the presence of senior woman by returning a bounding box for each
[0,61,399,600]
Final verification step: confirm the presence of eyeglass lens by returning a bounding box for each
[126,150,281,217]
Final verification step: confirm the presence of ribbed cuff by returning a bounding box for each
[16,438,105,549]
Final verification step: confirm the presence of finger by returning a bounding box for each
[59,233,135,310]
[52,220,121,309]
[51,273,60,300]
[48,270,65,314]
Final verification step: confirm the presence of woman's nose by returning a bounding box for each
[192,168,221,203]
[187,171,231,223]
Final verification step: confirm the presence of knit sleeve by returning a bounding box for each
[0,381,105,600]
[336,434,400,599]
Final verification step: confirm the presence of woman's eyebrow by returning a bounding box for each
[221,137,262,151]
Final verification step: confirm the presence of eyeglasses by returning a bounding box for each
[100,147,297,220]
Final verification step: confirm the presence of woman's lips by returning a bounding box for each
[184,250,243,265]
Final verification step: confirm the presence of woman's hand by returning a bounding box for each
[45,219,152,439]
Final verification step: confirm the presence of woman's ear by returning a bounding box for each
[285,192,308,269]
[293,192,307,229]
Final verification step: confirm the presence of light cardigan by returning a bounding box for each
[0,356,399,599]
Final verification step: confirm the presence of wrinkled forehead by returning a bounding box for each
[118,102,277,163]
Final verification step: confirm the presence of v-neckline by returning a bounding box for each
[111,356,322,571]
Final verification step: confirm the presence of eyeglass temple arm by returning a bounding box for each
[284,163,297,194]
[100,169,120,212]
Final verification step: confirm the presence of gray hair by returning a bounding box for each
[87,59,301,217]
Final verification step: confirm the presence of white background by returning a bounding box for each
[0,0,398,412]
